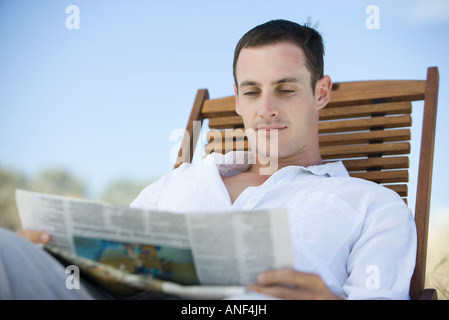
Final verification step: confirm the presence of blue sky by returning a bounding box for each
[1,0,448,222]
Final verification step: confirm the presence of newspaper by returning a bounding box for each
[15,189,294,299]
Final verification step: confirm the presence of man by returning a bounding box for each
[128,19,416,299]
[3,19,416,300]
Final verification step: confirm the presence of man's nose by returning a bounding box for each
[257,93,279,118]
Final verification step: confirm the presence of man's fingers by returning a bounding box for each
[250,268,343,300]
[16,230,51,244]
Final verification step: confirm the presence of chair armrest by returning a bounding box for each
[418,288,438,300]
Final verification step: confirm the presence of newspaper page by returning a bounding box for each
[15,189,294,299]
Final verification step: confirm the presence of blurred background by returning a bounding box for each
[0,0,448,298]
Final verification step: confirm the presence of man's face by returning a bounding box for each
[234,42,325,161]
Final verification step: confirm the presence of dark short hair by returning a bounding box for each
[233,19,324,92]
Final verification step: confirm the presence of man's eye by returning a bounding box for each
[278,89,295,94]
[243,91,259,96]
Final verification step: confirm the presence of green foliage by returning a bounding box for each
[100,179,153,207]
[0,166,153,231]
[28,169,86,198]
[0,167,28,231]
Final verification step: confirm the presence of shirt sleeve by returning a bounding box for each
[129,163,193,210]
[128,170,174,210]
[342,195,417,300]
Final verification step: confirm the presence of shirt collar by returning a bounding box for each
[203,151,349,178]
[302,161,350,178]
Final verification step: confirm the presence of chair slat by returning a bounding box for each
[319,129,411,146]
[340,156,409,171]
[206,129,246,142]
[201,96,236,118]
[319,115,412,134]
[319,101,412,120]
[327,80,426,107]
[384,184,408,197]
[209,116,244,129]
[320,142,410,160]
[350,170,409,183]
[205,140,249,154]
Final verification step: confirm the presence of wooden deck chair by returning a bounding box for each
[175,66,440,300]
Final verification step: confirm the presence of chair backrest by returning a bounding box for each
[175,66,439,300]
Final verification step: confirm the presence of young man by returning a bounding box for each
[4,19,416,300]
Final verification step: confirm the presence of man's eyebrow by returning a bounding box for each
[272,77,300,85]
[239,77,300,89]
[239,80,261,88]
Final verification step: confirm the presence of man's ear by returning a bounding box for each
[315,75,332,110]
[234,84,241,115]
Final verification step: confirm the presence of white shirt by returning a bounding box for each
[130,151,417,300]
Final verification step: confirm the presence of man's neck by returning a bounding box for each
[248,150,323,176]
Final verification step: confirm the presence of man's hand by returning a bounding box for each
[248,268,344,300]
[16,229,51,244]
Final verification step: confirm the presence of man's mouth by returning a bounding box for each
[257,126,287,135]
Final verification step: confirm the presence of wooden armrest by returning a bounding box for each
[418,288,438,300]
